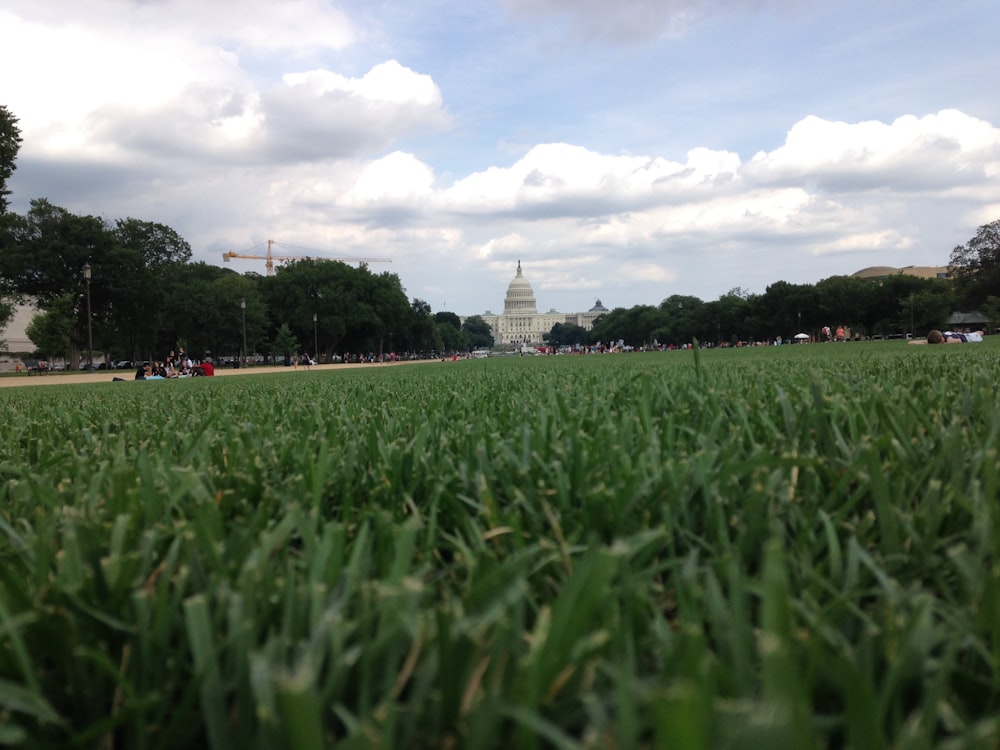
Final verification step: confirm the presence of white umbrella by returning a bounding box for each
[793,333,809,339]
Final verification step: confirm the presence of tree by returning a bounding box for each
[587,305,667,347]
[711,292,752,344]
[272,324,299,365]
[406,298,441,353]
[0,105,22,214]
[949,219,1000,308]
[461,315,494,349]
[904,285,954,335]
[545,322,587,347]
[433,311,462,329]
[25,296,74,359]
[0,200,125,365]
[260,260,410,359]
[434,311,466,352]
[654,295,705,347]
[813,276,866,331]
[981,296,1000,334]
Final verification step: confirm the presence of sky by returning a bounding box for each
[3,0,1000,316]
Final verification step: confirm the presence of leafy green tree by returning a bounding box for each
[406,298,441,353]
[653,295,705,346]
[364,271,413,359]
[0,200,125,365]
[0,105,22,214]
[25,296,74,359]
[981,296,1000,334]
[0,106,22,334]
[711,292,753,344]
[272,323,299,364]
[753,281,818,339]
[436,323,467,353]
[433,310,466,352]
[903,285,955,335]
[589,305,667,347]
[461,315,494,349]
[261,260,410,359]
[813,276,873,335]
[114,218,192,268]
[433,311,462,329]
[949,219,1000,308]
[545,322,587,347]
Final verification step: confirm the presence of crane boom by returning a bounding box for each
[222,239,391,275]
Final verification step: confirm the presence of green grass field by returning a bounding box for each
[2,342,1000,749]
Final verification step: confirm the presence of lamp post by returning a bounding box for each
[910,293,915,338]
[240,298,247,368]
[83,263,93,371]
[313,313,318,364]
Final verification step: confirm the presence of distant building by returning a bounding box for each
[852,265,950,281]
[0,301,35,353]
[0,301,37,371]
[945,311,990,329]
[472,262,610,346]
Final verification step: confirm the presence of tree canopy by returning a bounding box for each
[949,219,1000,308]
[0,105,21,215]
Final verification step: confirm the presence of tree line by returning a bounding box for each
[0,198,497,363]
[553,230,1000,349]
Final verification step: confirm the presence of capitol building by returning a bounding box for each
[473,262,610,346]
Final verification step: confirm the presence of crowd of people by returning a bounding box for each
[134,348,215,379]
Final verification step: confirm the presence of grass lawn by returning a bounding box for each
[2,341,1000,748]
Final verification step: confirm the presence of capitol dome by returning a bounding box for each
[504,261,538,314]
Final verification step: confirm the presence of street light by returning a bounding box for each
[83,263,93,371]
[240,298,247,368]
[313,313,318,364]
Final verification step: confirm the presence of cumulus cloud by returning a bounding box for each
[440,143,742,217]
[2,2,446,165]
[264,62,449,161]
[746,110,1000,192]
[434,110,1000,245]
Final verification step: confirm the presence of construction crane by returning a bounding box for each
[222,239,391,276]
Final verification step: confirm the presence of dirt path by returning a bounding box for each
[0,359,443,389]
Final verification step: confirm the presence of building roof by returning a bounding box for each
[503,260,538,314]
[945,311,989,326]
[852,265,949,280]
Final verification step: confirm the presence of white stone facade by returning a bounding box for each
[472,262,609,346]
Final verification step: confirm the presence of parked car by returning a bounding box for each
[115,360,133,369]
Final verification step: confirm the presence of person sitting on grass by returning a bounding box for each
[909,329,985,344]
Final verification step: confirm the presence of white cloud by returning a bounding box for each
[440,143,742,216]
[477,234,529,259]
[348,151,436,204]
[1,2,442,165]
[284,61,441,107]
[746,110,1000,191]
[810,230,913,256]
